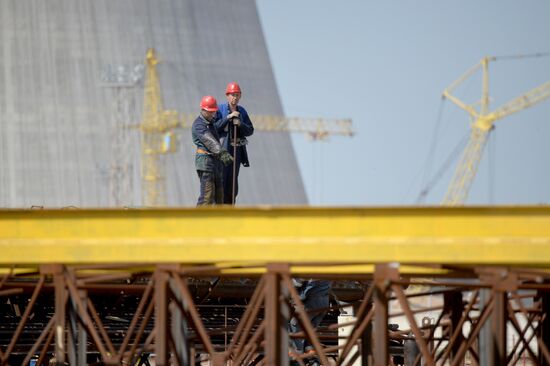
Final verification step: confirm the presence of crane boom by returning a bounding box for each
[491,80,550,121]
[180,114,353,140]
[442,57,550,205]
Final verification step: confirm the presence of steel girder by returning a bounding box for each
[0,206,550,266]
[0,206,550,365]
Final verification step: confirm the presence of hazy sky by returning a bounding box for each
[256,1,550,206]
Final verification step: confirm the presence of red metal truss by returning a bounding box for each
[1,263,550,365]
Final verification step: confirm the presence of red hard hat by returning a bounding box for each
[200,95,218,112]
[225,82,242,94]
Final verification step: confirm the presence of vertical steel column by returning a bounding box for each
[478,288,491,366]
[491,290,507,366]
[169,276,191,366]
[444,291,463,360]
[155,269,170,366]
[51,265,66,366]
[540,287,550,366]
[169,301,190,366]
[264,264,289,366]
[361,301,373,366]
[68,292,77,366]
[480,270,515,366]
[68,294,86,365]
[68,281,88,366]
[77,290,88,366]
[373,264,392,366]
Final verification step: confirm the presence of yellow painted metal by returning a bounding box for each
[217,264,450,276]
[0,267,39,275]
[0,206,550,269]
[442,57,550,206]
[179,113,354,141]
[140,49,180,207]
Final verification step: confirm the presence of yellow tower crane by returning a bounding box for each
[442,56,550,205]
[139,49,180,207]
[137,49,354,207]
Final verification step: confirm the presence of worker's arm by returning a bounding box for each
[199,132,223,155]
[192,119,223,154]
[213,111,229,137]
[193,121,233,165]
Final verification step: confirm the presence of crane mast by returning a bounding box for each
[140,49,179,207]
[443,127,491,205]
[442,57,550,205]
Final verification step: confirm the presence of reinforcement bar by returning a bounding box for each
[0,206,550,266]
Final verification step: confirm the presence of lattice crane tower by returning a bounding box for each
[102,63,144,207]
[442,56,550,205]
[140,49,180,207]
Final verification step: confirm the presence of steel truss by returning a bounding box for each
[0,263,549,365]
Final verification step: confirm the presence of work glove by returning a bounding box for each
[228,112,241,126]
[227,111,240,120]
[219,150,234,166]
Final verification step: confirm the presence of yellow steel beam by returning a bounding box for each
[0,206,549,267]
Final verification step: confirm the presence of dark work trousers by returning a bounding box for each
[289,280,331,354]
[197,170,223,206]
[223,148,242,204]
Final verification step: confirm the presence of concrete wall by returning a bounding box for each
[0,0,307,207]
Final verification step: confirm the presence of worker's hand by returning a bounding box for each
[292,278,304,288]
[227,111,240,120]
[219,150,234,166]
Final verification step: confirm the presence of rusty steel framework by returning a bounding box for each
[1,206,550,365]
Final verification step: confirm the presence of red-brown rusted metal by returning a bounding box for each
[1,263,550,365]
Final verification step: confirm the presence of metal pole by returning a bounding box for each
[491,290,507,366]
[68,292,77,365]
[373,265,390,366]
[444,291,464,361]
[231,120,238,205]
[361,318,373,366]
[54,269,66,366]
[478,289,491,366]
[542,286,550,366]
[155,270,169,366]
[264,265,289,366]
[169,278,190,366]
[77,290,88,366]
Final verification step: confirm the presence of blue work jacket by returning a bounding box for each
[215,102,254,167]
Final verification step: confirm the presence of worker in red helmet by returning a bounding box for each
[192,96,234,206]
[214,82,254,204]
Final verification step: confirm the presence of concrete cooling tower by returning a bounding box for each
[0,0,307,207]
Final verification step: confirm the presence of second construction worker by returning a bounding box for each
[289,279,331,366]
[215,82,254,204]
[192,95,234,206]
